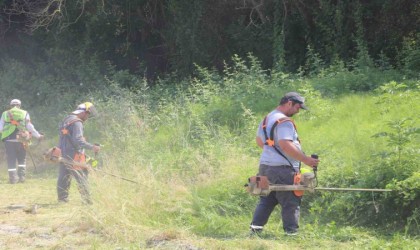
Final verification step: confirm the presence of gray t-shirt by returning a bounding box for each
[257,109,302,171]
[59,115,94,160]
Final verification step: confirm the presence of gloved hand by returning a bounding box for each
[38,134,45,142]
[92,144,100,153]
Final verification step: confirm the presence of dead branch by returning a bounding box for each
[3,0,86,33]
[235,0,268,27]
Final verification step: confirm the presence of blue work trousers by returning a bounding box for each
[57,163,90,203]
[4,141,26,182]
[251,164,301,233]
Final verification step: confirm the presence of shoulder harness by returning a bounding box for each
[262,115,305,196]
[60,117,82,136]
[60,117,83,152]
[7,110,25,127]
[262,115,299,167]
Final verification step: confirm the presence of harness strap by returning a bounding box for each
[60,117,88,170]
[60,117,83,151]
[7,111,21,126]
[60,118,82,135]
[262,116,298,168]
[262,115,304,196]
[5,110,29,144]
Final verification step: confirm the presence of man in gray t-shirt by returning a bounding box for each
[256,109,302,171]
[249,92,319,236]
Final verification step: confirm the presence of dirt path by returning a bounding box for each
[0,177,102,249]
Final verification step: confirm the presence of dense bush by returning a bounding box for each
[305,81,419,234]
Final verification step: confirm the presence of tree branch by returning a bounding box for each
[3,0,86,33]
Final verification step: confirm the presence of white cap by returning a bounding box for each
[10,99,21,106]
[72,103,89,114]
[71,102,98,117]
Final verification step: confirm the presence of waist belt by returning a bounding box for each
[276,165,293,168]
[261,164,294,169]
[272,164,298,172]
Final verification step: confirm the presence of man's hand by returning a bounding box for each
[302,156,319,168]
[92,144,101,153]
[38,134,45,142]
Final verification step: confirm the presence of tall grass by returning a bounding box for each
[73,63,419,243]
[0,55,418,248]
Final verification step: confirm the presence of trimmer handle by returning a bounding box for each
[311,154,318,172]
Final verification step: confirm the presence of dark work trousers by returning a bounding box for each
[4,141,26,183]
[250,164,301,233]
[57,163,91,203]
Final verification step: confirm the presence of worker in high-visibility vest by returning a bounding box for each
[0,99,44,183]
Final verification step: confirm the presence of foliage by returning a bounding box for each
[399,36,420,78]
[1,1,419,80]
[304,82,419,234]
[0,54,419,248]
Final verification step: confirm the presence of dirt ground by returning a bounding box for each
[0,171,103,250]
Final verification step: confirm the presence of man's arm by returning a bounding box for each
[0,114,5,132]
[256,136,264,148]
[25,113,42,139]
[279,140,319,167]
[72,121,100,153]
[256,120,265,149]
[72,122,94,150]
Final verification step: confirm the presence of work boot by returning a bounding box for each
[58,198,69,204]
[18,176,25,183]
[249,229,262,238]
[285,231,298,236]
[249,225,263,238]
[9,178,18,184]
[18,166,26,183]
[8,170,18,184]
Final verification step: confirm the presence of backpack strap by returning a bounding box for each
[60,117,83,151]
[7,110,22,126]
[262,116,298,168]
[60,117,82,136]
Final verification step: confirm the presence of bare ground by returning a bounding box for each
[0,172,104,250]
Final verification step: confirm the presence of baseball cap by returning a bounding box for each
[72,102,98,117]
[10,99,21,106]
[284,92,308,110]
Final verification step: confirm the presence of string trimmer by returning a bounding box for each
[245,175,392,196]
[245,154,392,196]
[43,147,138,184]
